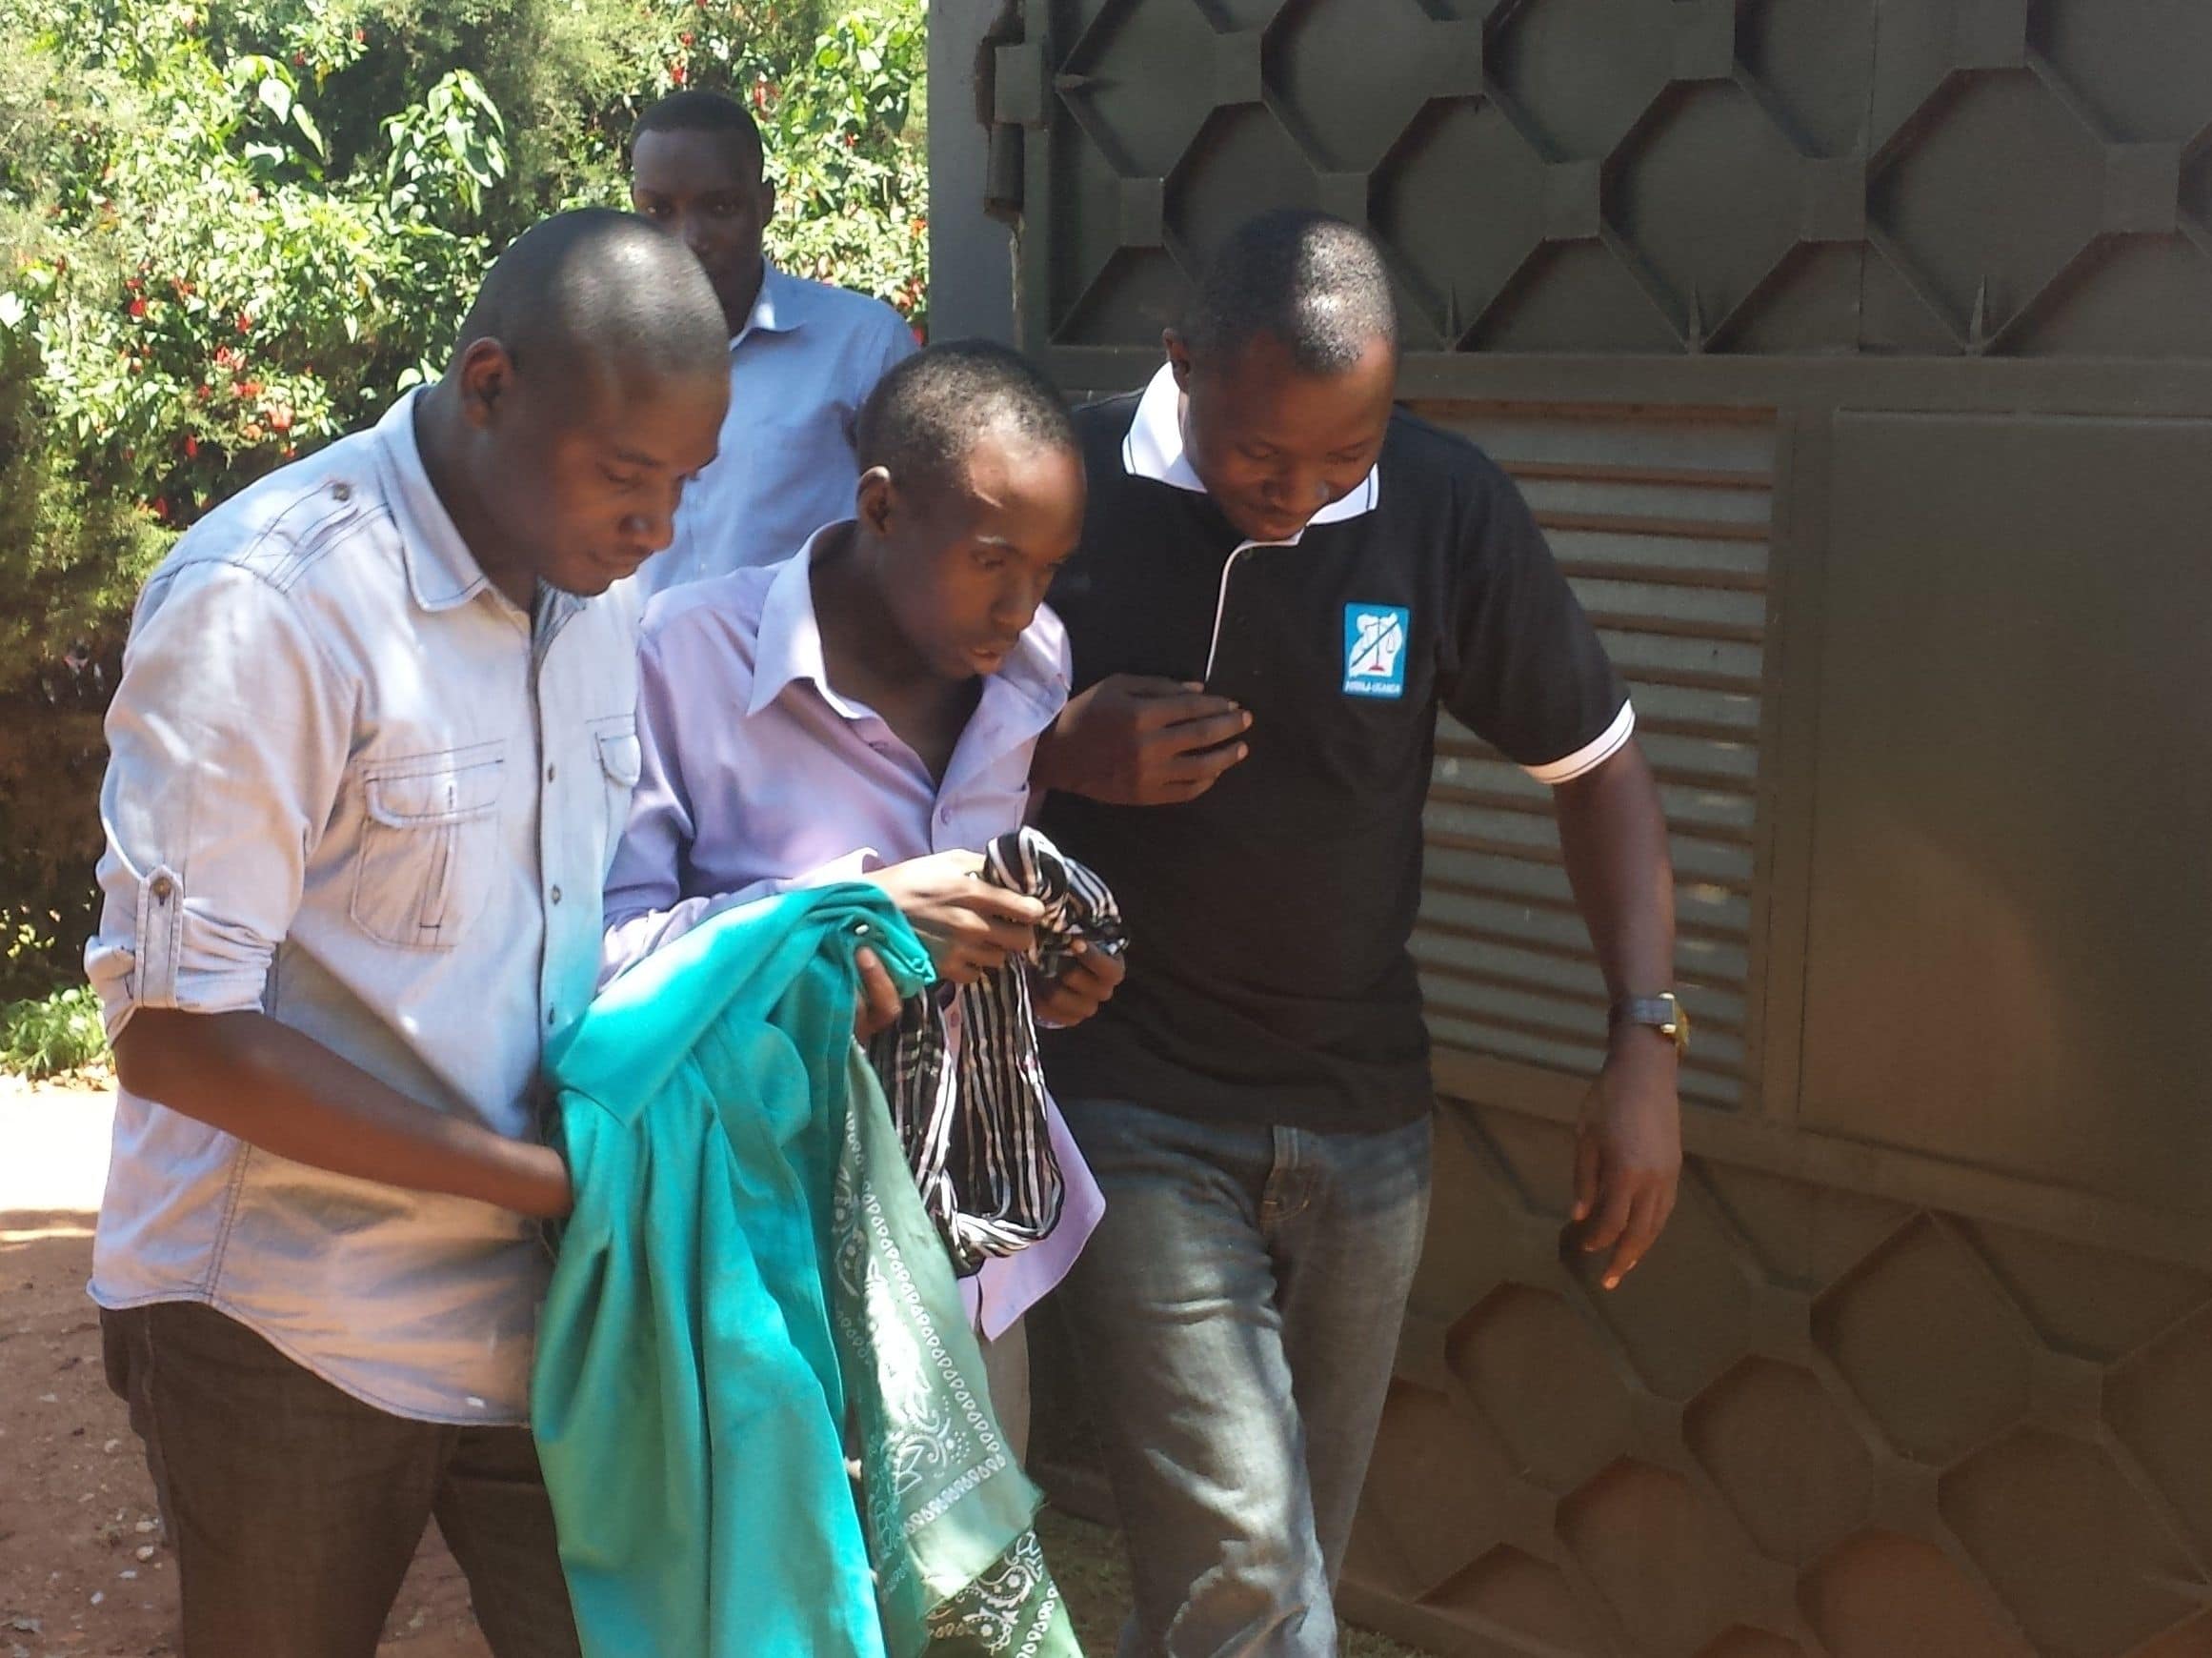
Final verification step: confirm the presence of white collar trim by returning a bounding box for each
[1119,362,1381,542]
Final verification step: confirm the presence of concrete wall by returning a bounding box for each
[925,0,1016,345]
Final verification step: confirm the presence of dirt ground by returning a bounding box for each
[1,1079,1414,1656]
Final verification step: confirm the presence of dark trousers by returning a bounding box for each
[102,1302,581,1658]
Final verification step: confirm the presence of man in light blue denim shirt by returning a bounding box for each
[82,211,730,1658]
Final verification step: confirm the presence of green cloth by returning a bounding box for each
[532,885,1081,1658]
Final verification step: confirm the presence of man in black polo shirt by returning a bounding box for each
[1033,210,1683,1656]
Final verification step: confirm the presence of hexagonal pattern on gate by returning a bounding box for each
[1812,1217,2034,1465]
[1686,1358,1877,1567]
[1940,1428,2206,1657]
[1448,1284,1639,1494]
[1868,70,2110,340]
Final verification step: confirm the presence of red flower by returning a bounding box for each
[354,26,366,41]
[910,324,925,346]
[241,422,265,443]
[151,496,169,520]
[128,297,147,318]
[269,406,293,433]
[291,51,305,67]
[843,131,856,147]
[679,31,693,45]
[670,63,686,85]
[236,313,252,333]
[183,435,198,458]
[196,383,211,400]
[213,346,234,367]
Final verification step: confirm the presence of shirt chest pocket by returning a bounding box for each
[593,718,642,859]
[350,745,507,951]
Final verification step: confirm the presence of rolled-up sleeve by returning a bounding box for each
[85,561,350,1040]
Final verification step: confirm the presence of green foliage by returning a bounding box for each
[0,0,519,675]
[0,983,109,1079]
[635,1,929,319]
[0,0,925,677]
[0,0,929,998]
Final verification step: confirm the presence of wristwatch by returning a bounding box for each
[1609,992,1690,1058]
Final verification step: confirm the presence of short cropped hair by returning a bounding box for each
[631,89,765,181]
[454,208,727,388]
[1181,209,1398,374]
[855,340,1077,496]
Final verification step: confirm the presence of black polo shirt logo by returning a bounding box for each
[1041,373,1637,1130]
[1342,603,1409,698]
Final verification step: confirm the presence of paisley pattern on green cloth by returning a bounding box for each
[533,884,1081,1658]
[832,1045,1080,1658]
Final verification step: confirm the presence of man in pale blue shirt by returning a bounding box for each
[626,90,919,595]
[84,212,730,1658]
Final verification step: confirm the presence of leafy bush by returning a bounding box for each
[0,983,109,1079]
[1,0,520,668]
[0,0,928,998]
[0,0,926,682]
[648,1,929,320]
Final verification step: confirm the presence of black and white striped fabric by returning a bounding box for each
[867,827,1125,1276]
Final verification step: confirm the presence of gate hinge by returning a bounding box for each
[977,2,1042,224]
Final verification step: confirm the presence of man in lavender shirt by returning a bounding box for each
[600,341,1117,1449]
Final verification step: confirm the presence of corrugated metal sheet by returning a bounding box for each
[1410,403,1771,1110]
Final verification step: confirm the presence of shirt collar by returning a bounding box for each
[748,523,1070,720]
[372,390,496,614]
[732,263,806,352]
[1120,361,1382,541]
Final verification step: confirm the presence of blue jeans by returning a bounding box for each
[1055,1098,1434,1658]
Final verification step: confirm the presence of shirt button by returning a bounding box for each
[330,481,352,502]
[546,763,556,782]
[150,875,173,901]
[550,886,563,904]
[546,1008,557,1027]
[938,807,954,825]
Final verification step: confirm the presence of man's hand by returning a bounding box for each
[1570,1034,1681,1289]
[868,850,1045,985]
[1029,940,1127,1029]
[853,944,905,1040]
[509,1144,573,1221]
[1030,674,1251,805]
[112,1008,574,1220]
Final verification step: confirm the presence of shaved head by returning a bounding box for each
[1181,209,1398,374]
[453,207,729,403]
[856,339,1077,502]
[418,208,732,601]
[632,90,765,183]
[1164,211,1399,543]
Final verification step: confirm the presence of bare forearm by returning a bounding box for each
[113,1008,569,1218]
[1554,741,1675,1021]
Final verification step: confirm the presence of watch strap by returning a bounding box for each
[1609,992,1688,1055]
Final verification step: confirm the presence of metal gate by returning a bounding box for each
[975,3,2212,1654]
